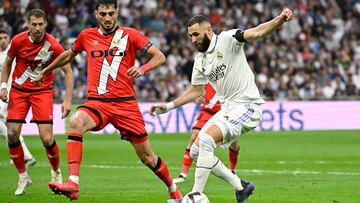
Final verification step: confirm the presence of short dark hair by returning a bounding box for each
[187,15,210,27]
[95,0,117,10]
[0,28,10,35]
[27,9,47,22]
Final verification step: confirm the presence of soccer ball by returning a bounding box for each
[181,192,210,203]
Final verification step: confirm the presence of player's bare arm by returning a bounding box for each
[127,45,166,78]
[60,63,74,119]
[0,55,14,102]
[32,49,77,82]
[244,8,294,42]
[150,84,205,116]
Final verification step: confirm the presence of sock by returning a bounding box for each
[151,157,176,192]
[229,148,239,172]
[19,135,33,160]
[9,141,26,173]
[180,149,192,176]
[211,158,243,191]
[45,140,60,171]
[67,132,83,184]
[192,133,217,193]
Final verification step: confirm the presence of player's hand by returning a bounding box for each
[0,88,8,102]
[127,66,144,78]
[61,100,71,119]
[195,95,205,104]
[31,71,44,85]
[150,104,168,116]
[280,8,294,22]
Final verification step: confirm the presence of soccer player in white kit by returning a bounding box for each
[0,28,36,167]
[151,8,294,203]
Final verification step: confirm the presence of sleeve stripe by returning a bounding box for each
[142,42,153,54]
[233,29,247,43]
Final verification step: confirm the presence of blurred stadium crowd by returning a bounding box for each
[1,0,360,103]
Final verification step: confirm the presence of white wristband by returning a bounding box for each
[165,102,175,111]
[0,82,7,89]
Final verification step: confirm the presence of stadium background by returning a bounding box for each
[1,0,360,203]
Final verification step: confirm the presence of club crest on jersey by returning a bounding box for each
[111,39,121,46]
[216,51,223,60]
[92,40,99,45]
[39,49,47,58]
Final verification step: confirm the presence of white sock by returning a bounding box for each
[19,171,28,178]
[0,120,7,141]
[19,135,33,160]
[192,133,217,193]
[168,182,177,192]
[211,159,243,191]
[69,175,79,184]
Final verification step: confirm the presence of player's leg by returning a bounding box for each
[7,122,32,195]
[191,124,244,193]
[1,95,35,165]
[229,140,240,173]
[174,128,200,183]
[18,135,36,167]
[6,89,32,195]
[48,108,98,200]
[115,100,182,200]
[216,103,261,203]
[131,140,182,200]
[31,90,62,182]
[37,123,62,183]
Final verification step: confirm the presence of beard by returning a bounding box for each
[102,22,116,33]
[197,33,211,52]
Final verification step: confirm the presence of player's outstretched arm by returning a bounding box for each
[32,49,77,82]
[60,63,74,119]
[0,56,14,102]
[127,45,166,78]
[150,84,205,116]
[243,8,294,42]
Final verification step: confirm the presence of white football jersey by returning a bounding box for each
[0,45,9,73]
[0,44,14,91]
[191,29,265,104]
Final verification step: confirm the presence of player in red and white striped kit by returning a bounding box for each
[34,0,182,201]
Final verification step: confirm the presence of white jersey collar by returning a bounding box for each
[206,33,218,54]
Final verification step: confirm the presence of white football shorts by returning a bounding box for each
[200,102,262,148]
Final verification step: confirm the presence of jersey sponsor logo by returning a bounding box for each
[90,49,125,58]
[96,29,128,95]
[15,40,54,85]
[209,63,226,81]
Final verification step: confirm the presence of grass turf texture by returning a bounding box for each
[1,130,359,203]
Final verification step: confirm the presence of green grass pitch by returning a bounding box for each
[1,130,360,203]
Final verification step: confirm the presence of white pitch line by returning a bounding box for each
[1,162,359,176]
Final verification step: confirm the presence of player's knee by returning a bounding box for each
[139,153,156,167]
[190,143,199,161]
[69,117,85,131]
[230,141,240,151]
[7,128,19,144]
[199,132,216,152]
[40,134,54,146]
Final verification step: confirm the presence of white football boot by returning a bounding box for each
[15,172,32,196]
[51,169,63,183]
